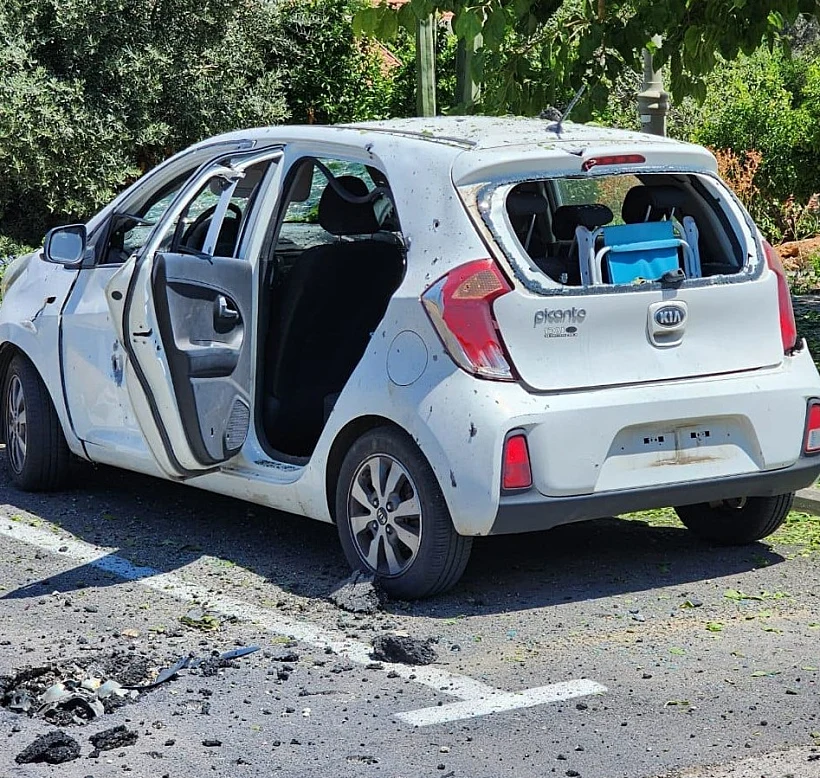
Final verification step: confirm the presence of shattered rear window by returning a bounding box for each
[493,173,745,288]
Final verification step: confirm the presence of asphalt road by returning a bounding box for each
[2,457,820,778]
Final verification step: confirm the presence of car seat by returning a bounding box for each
[264,176,405,456]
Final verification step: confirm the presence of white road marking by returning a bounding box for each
[0,517,607,725]
[396,680,608,727]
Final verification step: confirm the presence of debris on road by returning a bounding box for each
[371,634,438,666]
[329,571,385,614]
[89,724,138,752]
[180,607,222,631]
[1,657,144,725]
[123,645,261,689]
[2,646,260,725]
[15,731,81,764]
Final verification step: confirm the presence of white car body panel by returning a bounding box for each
[1,116,818,551]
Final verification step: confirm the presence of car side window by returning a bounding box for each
[100,171,194,265]
[157,160,270,258]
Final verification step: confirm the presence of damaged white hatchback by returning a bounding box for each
[3,117,820,599]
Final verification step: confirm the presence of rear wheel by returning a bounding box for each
[335,426,472,599]
[3,355,71,491]
[675,494,793,545]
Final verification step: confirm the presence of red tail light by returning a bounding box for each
[764,240,798,353]
[581,154,645,171]
[421,259,514,380]
[805,402,820,454]
[502,433,532,490]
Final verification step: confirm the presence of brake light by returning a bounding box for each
[763,240,798,353]
[805,402,820,454]
[582,154,645,172]
[421,259,514,380]
[502,434,532,490]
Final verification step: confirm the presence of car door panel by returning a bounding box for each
[151,252,252,464]
[106,147,283,478]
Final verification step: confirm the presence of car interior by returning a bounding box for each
[505,174,745,286]
[259,157,406,459]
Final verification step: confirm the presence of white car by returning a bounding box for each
[2,117,819,599]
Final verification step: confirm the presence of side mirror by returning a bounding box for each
[43,224,87,266]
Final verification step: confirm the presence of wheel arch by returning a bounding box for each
[324,415,411,523]
[0,341,78,453]
[0,343,25,443]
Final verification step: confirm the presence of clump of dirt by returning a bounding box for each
[329,571,385,614]
[15,731,81,764]
[776,237,820,266]
[371,635,438,666]
[89,724,138,752]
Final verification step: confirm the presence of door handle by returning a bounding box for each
[216,295,240,322]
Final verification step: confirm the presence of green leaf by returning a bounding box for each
[453,10,483,43]
[669,647,686,655]
[706,622,723,632]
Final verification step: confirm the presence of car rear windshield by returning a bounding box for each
[490,172,746,288]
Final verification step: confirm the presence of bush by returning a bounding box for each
[692,45,820,241]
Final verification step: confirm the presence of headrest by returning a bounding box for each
[318,176,380,236]
[552,204,614,240]
[622,185,686,223]
[288,160,315,203]
[507,191,549,217]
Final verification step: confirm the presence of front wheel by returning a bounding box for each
[335,426,472,599]
[675,494,793,545]
[3,355,71,491]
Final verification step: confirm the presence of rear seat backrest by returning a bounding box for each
[552,204,613,285]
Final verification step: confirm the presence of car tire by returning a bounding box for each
[675,494,793,545]
[336,426,472,599]
[3,355,71,491]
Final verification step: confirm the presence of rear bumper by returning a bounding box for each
[489,454,820,535]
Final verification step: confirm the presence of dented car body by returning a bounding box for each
[2,117,820,598]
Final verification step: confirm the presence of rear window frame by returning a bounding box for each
[467,166,764,298]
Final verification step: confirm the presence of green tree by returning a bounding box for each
[357,0,820,115]
[0,0,395,250]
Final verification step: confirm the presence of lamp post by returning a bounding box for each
[637,35,670,136]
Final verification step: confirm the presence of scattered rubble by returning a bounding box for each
[180,608,222,631]
[0,656,147,725]
[15,731,81,764]
[1,646,260,724]
[371,634,438,666]
[89,724,138,752]
[329,572,385,614]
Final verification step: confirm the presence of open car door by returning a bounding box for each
[106,148,283,477]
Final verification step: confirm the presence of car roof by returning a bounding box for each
[349,116,684,151]
[190,116,718,185]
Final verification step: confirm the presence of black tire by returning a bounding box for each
[3,354,71,491]
[335,426,472,599]
[675,494,793,545]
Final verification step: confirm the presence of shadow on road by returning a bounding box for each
[0,459,785,618]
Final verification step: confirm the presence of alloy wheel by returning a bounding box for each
[347,454,422,576]
[6,374,26,474]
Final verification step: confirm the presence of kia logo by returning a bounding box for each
[654,306,686,327]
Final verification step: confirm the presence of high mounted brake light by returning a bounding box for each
[582,154,646,172]
[421,259,515,381]
[763,240,798,353]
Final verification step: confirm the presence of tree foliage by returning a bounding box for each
[0,0,393,249]
[357,0,820,115]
